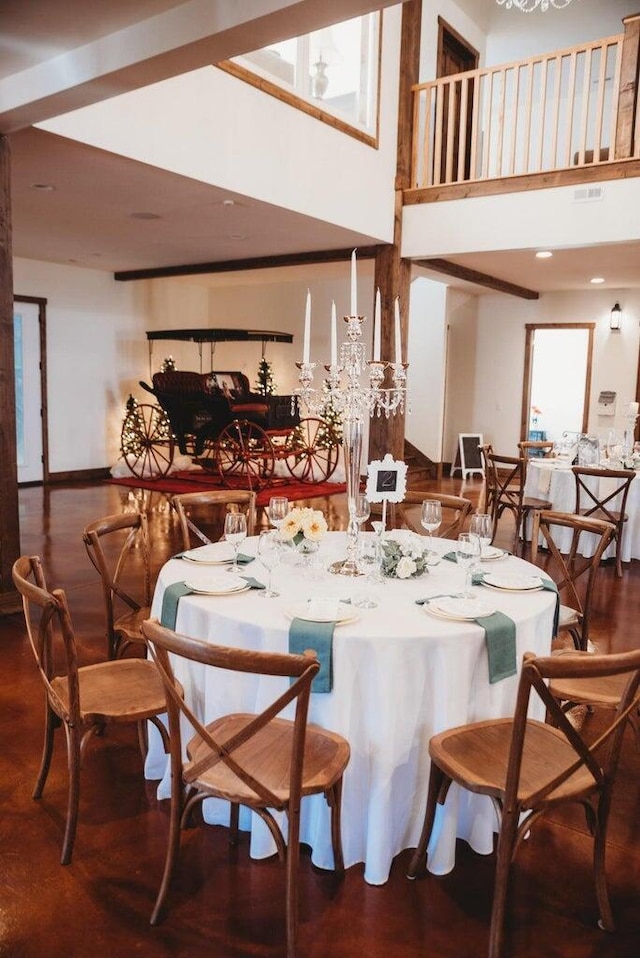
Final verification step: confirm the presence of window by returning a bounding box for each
[221,13,381,146]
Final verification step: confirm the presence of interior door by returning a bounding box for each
[437,18,478,182]
[14,298,46,483]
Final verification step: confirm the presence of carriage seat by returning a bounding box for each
[206,371,269,420]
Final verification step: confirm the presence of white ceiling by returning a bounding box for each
[4,0,640,296]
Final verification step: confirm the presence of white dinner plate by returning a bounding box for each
[185,575,250,596]
[425,596,496,621]
[480,546,507,561]
[182,543,235,564]
[285,600,358,624]
[482,572,543,592]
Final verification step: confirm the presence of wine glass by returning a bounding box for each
[421,500,442,554]
[257,530,280,598]
[267,496,289,532]
[456,532,480,597]
[353,494,371,564]
[469,513,492,561]
[223,512,247,574]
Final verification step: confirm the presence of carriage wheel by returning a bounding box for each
[215,420,275,491]
[120,403,175,479]
[285,417,340,483]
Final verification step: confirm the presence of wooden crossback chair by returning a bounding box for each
[572,466,636,577]
[141,618,350,957]
[486,452,552,554]
[479,443,495,515]
[518,439,555,460]
[83,512,152,659]
[171,489,257,551]
[390,491,473,539]
[12,555,172,865]
[530,510,616,652]
[407,648,640,958]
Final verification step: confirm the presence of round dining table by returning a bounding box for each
[144,531,556,885]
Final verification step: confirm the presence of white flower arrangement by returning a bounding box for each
[380,531,430,579]
[279,506,328,546]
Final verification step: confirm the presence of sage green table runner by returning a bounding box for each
[160,577,264,630]
[288,619,334,692]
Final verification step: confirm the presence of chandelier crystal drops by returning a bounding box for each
[496,0,575,12]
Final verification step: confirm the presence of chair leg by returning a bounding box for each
[327,778,345,873]
[615,535,623,578]
[61,724,82,866]
[487,804,519,958]
[150,771,184,924]
[285,801,302,958]
[33,702,57,799]
[593,793,615,932]
[407,762,448,878]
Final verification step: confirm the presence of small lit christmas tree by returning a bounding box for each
[120,394,146,458]
[161,356,176,372]
[255,358,276,396]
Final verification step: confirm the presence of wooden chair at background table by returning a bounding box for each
[390,491,473,539]
[83,511,152,660]
[479,443,495,515]
[141,618,350,958]
[486,452,552,555]
[572,466,636,578]
[11,555,172,866]
[406,648,640,958]
[518,440,555,460]
[171,489,257,550]
[530,510,616,652]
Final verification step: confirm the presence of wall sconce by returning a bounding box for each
[610,302,622,331]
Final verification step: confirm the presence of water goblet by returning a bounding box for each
[421,500,442,554]
[354,494,371,564]
[469,513,492,561]
[257,530,280,598]
[267,496,289,531]
[223,512,247,574]
[456,532,480,597]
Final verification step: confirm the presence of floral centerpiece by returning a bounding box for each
[279,506,328,550]
[380,531,430,579]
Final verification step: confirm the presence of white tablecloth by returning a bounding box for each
[145,532,555,884]
[524,460,640,562]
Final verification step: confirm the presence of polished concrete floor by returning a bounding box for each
[1,478,640,958]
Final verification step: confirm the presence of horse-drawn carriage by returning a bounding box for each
[120,328,340,491]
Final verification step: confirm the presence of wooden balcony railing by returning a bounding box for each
[409,16,640,198]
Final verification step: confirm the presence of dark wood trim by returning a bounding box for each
[114,245,380,282]
[15,294,49,482]
[436,17,479,75]
[47,467,111,484]
[0,134,20,601]
[615,14,640,159]
[0,591,21,614]
[521,323,595,442]
[403,158,640,204]
[416,258,539,300]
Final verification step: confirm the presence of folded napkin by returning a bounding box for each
[288,618,334,692]
[443,552,457,563]
[161,581,194,629]
[239,575,266,590]
[540,577,560,636]
[475,611,517,684]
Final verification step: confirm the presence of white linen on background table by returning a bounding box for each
[525,460,640,563]
[145,532,555,884]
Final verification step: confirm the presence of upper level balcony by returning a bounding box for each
[405,13,640,207]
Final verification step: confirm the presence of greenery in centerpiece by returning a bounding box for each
[279,506,328,547]
[380,531,430,579]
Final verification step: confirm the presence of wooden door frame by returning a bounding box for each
[436,17,479,77]
[14,294,49,483]
[521,323,595,441]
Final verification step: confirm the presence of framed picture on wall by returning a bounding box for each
[365,454,408,503]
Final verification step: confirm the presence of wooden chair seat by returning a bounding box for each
[187,714,349,807]
[51,658,167,722]
[407,648,640,958]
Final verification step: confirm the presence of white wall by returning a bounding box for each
[37,7,403,245]
[464,287,640,454]
[443,288,480,463]
[406,274,447,461]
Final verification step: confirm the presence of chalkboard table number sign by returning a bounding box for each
[450,433,484,480]
[365,454,408,530]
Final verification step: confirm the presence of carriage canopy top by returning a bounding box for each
[146,328,294,373]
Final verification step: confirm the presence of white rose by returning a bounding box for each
[396,556,416,579]
[301,510,328,542]
[279,514,301,541]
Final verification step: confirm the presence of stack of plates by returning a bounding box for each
[480,546,506,561]
[184,572,250,596]
[425,596,495,621]
[182,543,236,565]
[285,600,358,624]
[482,573,543,593]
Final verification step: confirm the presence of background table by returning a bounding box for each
[145,532,556,884]
[524,459,640,562]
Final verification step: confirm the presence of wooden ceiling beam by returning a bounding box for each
[415,257,540,300]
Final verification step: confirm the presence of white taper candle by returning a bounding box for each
[303,290,311,363]
[373,288,381,361]
[350,248,358,317]
[394,297,402,364]
[331,300,337,366]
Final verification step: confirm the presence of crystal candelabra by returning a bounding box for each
[296,313,408,576]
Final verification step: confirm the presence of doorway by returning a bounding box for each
[436,18,478,182]
[521,324,594,443]
[14,295,48,483]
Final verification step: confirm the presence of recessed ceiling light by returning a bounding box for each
[535,250,553,259]
[229,232,247,240]
[590,277,605,284]
[222,199,236,207]
[31,182,55,191]
[130,211,162,220]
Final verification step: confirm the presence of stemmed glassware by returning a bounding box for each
[223,512,247,574]
[267,496,289,532]
[257,530,280,598]
[354,494,370,563]
[421,500,442,554]
[456,532,480,597]
[469,513,492,561]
